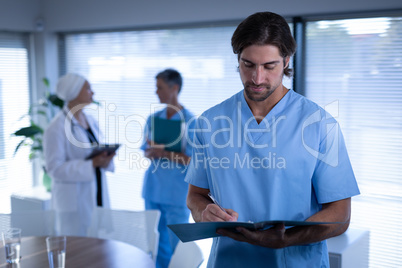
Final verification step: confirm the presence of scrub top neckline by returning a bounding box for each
[240,88,293,125]
[240,89,293,144]
[161,106,186,120]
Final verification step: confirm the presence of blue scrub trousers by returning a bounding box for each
[145,200,190,268]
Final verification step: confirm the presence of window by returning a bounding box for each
[0,32,33,213]
[61,26,242,211]
[305,16,402,267]
[61,26,294,212]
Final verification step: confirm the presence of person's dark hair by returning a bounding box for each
[155,68,183,93]
[231,12,297,77]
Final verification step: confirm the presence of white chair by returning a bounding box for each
[168,241,204,268]
[87,207,161,262]
[0,210,56,236]
[54,210,90,237]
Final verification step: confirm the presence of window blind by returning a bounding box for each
[61,26,294,211]
[0,32,33,213]
[305,16,402,268]
[62,26,244,211]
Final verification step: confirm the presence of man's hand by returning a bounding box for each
[216,223,287,249]
[144,147,168,159]
[201,203,238,222]
[187,185,239,222]
[216,198,351,249]
[144,139,168,159]
[144,139,190,165]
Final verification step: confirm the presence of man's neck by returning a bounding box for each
[245,85,288,124]
[166,101,183,119]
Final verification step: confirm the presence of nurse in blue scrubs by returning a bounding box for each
[185,12,360,268]
[141,69,195,268]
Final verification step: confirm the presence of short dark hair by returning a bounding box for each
[231,12,297,77]
[155,68,183,93]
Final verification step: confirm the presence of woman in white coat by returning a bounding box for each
[43,73,115,235]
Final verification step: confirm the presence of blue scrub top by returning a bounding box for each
[185,89,360,268]
[141,107,195,206]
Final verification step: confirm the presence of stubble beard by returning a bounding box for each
[244,83,274,102]
[243,71,284,102]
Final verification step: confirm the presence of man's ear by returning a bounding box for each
[171,84,180,94]
[284,56,290,69]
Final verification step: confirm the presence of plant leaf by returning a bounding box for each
[48,94,64,108]
[13,125,43,137]
[29,152,36,160]
[14,139,26,156]
[43,77,50,88]
[17,114,30,121]
[37,110,47,117]
[31,145,43,151]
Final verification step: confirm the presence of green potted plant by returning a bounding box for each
[12,78,64,192]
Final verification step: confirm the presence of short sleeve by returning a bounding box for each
[184,112,196,157]
[312,121,360,204]
[140,116,152,151]
[184,116,210,189]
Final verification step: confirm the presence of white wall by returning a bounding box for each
[2,0,402,32]
[0,0,42,32]
[43,0,402,32]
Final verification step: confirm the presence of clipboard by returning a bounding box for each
[168,220,342,242]
[151,117,184,152]
[85,144,121,160]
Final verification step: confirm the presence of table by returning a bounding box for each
[0,236,155,268]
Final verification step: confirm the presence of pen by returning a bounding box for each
[208,192,226,213]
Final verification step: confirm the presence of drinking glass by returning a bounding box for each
[46,236,66,268]
[1,228,22,263]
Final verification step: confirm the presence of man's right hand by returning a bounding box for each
[201,203,238,222]
[187,184,239,222]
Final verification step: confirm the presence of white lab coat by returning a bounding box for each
[43,106,114,235]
